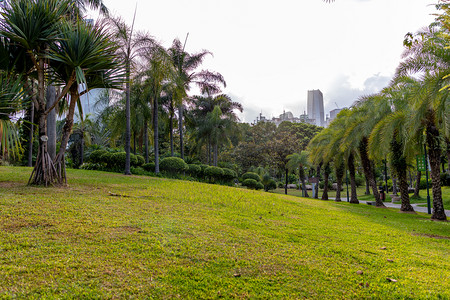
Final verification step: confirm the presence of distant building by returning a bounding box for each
[329,108,342,120]
[307,89,324,127]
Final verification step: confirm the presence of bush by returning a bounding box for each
[242,178,259,189]
[354,175,365,187]
[89,149,108,164]
[199,164,209,177]
[265,179,277,191]
[130,166,146,175]
[242,172,261,182]
[135,155,145,167]
[255,182,264,190]
[80,162,105,170]
[222,168,237,181]
[159,157,188,174]
[142,163,155,172]
[205,166,224,182]
[187,164,202,177]
[112,152,127,169]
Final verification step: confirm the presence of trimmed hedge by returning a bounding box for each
[160,157,188,173]
[205,166,224,182]
[255,182,264,190]
[89,150,108,164]
[222,168,237,181]
[188,164,202,177]
[242,178,259,189]
[142,163,155,172]
[242,172,261,182]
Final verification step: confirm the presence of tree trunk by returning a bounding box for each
[359,138,383,206]
[335,162,344,202]
[426,119,446,220]
[53,88,79,184]
[29,58,58,186]
[213,143,218,166]
[46,85,57,161]
[414,171,421,198]
[314,163,321,199]
[144,120,149,164]
[133,132,136,155]
[321,163,329,200]
[299,167,309,197]
[178,105,184,160]
[399,168,414,212]
[365,177,370,195]
[169,103,174,156]
[446,139,450,174]
[80,130,84,166]
[124,61,131,175]
[153,96,159,174]
[392,176,398,195]
[285,168,288,195]
[348,153,359,204]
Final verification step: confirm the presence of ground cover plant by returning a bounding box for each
[0,166,449,298]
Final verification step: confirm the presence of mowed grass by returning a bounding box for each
[0,167,449,299]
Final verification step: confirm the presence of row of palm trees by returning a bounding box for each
[307,6,450,221]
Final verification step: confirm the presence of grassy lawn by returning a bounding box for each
[0,166,449,298]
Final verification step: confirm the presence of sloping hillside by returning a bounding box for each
[0,167,449,298]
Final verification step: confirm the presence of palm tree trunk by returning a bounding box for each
[124,61,131,175]
[299,167,309,197]
[80,130,84,166]
[414,171,421,198]
[365,177,370,195]
[46,85,57,161]
[359,138,383,206]
[178,105,184,160]
[133,132,136,155]
[153,96,159,174]
[335,162,344,202]
[169,103,174,156]
[314,163,321,199]
[426,120,446,220]
[348,153,359,204]
[446,138,450,174]
[213,143,218,166]
[144,120,149,164]
[321,163,329,200]
[285,168,288,195]
[399,168,414,212]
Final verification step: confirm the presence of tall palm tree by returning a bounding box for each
[106,15,155,175]
[397,26,449,220]
[167,38,226,160]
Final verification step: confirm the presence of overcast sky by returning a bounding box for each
[89,0,437,123]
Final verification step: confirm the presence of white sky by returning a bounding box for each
[89,0,437,122]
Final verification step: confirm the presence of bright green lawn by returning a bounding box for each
[0,166,449,298]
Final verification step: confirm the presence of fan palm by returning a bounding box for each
[286,151,310,197]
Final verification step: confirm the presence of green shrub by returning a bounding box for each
[135,155,145,167]
[242,178,259,189]
[80,162,105,170]
[112,152,127,169]
[242,172,261,182]
[354,175,365,187]
[129,154,139,167]
[160,157,188,173]
[142,163,155,172]
[199,164,209,176]
[222,168,237,181]
[188,164,202,177]
[205,166,224,182]
[255,182,264,190]
[130,166,146,175]
[89,150,108,164]
[265,179,277,191]
[100,152,115,168]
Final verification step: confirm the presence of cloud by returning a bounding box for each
[324,73,391,112]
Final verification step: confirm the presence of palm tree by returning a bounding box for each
[397,26,448,220]
[167,38,226,160]
[286,151,310,197]
[340,98,385,207]
[106,15,155,175]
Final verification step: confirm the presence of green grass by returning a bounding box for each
[0,166,449,298]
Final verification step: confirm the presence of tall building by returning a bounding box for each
[307,89,324,127]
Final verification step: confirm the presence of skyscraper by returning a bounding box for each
[307,89,324,127]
